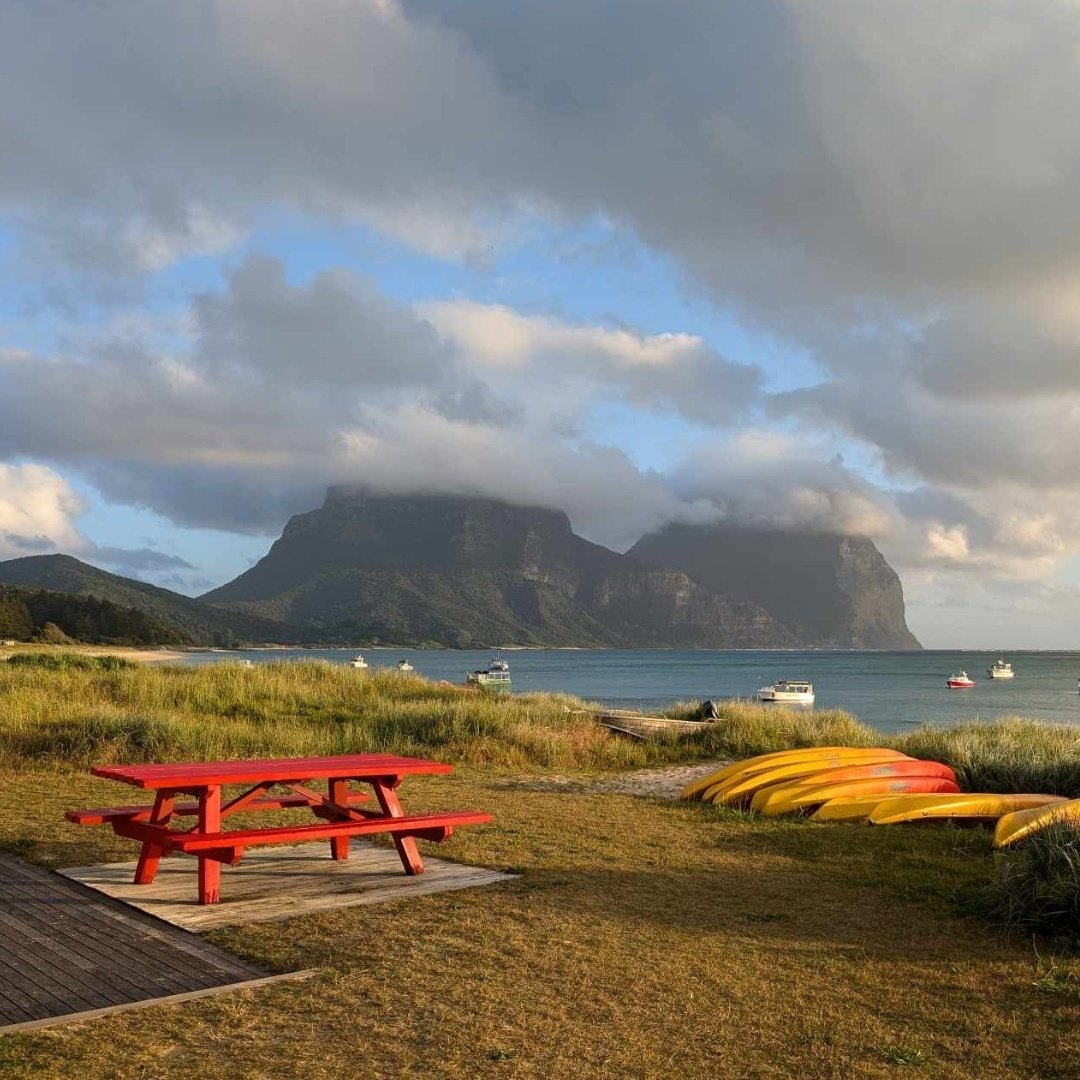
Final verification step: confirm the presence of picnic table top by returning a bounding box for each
[91,753,455,789]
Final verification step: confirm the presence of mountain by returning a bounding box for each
[0,583,184,645]
[629,523,920,649]
[0,554,284,646]
[202,489,788,647]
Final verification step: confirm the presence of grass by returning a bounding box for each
[2,652,1080,1076]
[987,823,1080,945]
[4,654,1079,796]
[2,768,1080,1079]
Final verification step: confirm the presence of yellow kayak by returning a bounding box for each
[870,793,1066,826]
[753,760,955,815]
[776,775,961,814]
[680,746,899,800]
[993,798,1080,847]
[710,751,909,806]
[811,794,918,822]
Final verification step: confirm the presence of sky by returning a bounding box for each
[4,1,1080,647]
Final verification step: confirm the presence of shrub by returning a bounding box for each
[986,823,1080,945]
[5,652,136,672]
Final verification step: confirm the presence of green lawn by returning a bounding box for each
[1,767,1078,1079]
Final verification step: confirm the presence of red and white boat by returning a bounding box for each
[947,670,975,689]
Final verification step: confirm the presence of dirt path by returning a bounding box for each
[494,761,730,800]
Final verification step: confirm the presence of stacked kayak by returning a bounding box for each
[681,747,959,812]
[681,748,1071,841]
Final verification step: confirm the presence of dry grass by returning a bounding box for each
[2,769,1080,1078]
[2,656,1080,1076]
[6,657,1079,797]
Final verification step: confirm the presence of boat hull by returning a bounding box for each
[757,690,815,704]
[680,747,903,800]
[871,793,1065,826]
[994,798,1080,847]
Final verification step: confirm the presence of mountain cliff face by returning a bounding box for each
[202,489,788,647]
[629,523,920,649]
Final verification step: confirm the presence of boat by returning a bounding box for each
[995,798,1080,847]
[466,656,512,690]
[753,760,958,816]
[869,792,1065,826]
[396,659,414,672]
[946,671,974,688]
[987,659,1014,679]
[705,750,909,806]
[757,679,814,704]
[348,654,369,669]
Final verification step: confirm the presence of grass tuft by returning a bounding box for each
[986,823,1080,944]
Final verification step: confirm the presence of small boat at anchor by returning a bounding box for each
[467,656,512,690]
[348,654,369,669]
[947,671,975,689]
[757,679,814,705]
[396,659,414,673]
[987,659,1014,679]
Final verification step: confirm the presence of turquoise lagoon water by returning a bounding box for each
[185,648,1080,734]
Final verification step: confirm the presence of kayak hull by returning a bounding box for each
[710,752,911,806]
[753,761,956,815]
[993,798,1080,847]
[776,776,961,814]
[870,793,1066,826]
[680,746,905,801]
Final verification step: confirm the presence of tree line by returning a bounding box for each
[0,586,184,645]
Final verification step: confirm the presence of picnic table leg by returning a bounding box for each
[198,785,222,905]
[328,778,351,861]
[371,778,424,876]
[133,790,175,885]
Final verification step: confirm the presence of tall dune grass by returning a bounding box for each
[0,656,653,771]
[2,653,1079,790]
[986,822,1080,944]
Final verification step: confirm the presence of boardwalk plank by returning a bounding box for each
[0,853,280,1032]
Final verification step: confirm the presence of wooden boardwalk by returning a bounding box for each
[0,853,309,1033]
[63,841,516,931]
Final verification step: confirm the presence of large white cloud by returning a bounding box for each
[0,463,84,557]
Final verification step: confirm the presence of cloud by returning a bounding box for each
[422,300,761,426]
[7,0,1080,634]
[0,258,748,546]
[0,463,85,557]
[87,546,194,574]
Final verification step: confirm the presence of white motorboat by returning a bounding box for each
[467,656,512,690]
[987,659,1014,679]
[396,659,414,672]
[348,654,369,669]
[757,679,814,704]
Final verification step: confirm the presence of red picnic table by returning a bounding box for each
[66,754,492,905]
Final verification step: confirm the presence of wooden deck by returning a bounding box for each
[0,853,310,1033]
[62,841,515,931]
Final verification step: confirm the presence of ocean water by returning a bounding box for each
[185,648,1080,733]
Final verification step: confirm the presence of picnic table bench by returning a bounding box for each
[66,754,492,905]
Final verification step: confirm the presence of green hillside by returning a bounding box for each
[0,555,285,646]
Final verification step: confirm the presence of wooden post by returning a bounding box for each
[133,790,175,885]
[328,778,351,861]
[197,786,222,905]
[372,778,424,876]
